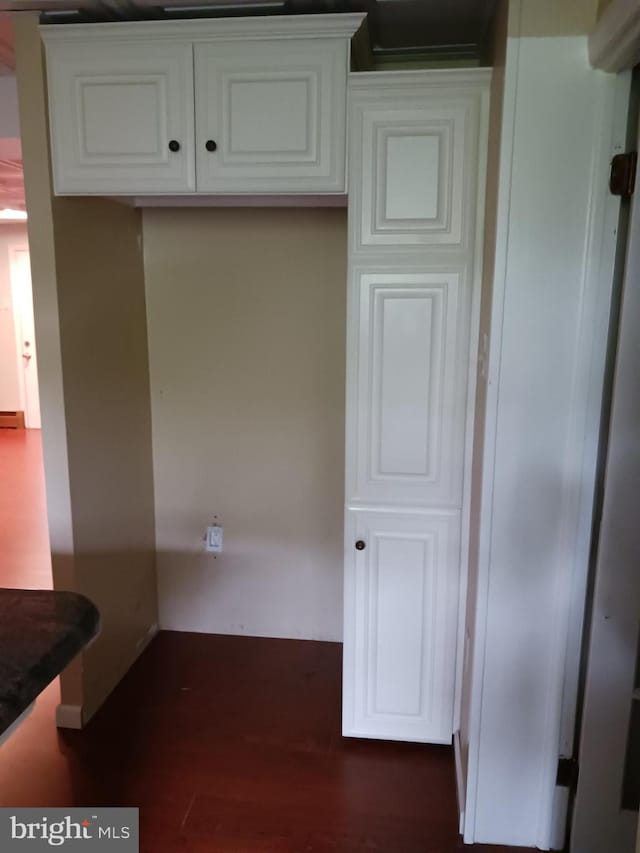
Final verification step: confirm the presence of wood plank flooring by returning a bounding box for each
[0,429,537,852]
[0,428,51,589]
[0,633,534,852]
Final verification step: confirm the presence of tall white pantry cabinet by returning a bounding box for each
[342,71,490,744]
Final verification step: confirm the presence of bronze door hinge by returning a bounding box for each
[610,151,637,197]
[557,756,580,791]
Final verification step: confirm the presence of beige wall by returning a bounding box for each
[598,0,614,18]
[0,75,20,137]
[53,198,158,720]
[143,207,347,641]
[0,224,27,410]
[14,12,157,724]
[515,0,599,37]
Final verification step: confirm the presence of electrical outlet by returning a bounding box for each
[205,524,223,553]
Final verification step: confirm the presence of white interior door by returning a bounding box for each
[10,248,40,429]
[570,129,640,851]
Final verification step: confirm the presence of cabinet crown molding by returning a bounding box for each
[40,12,366,44]
[349,68,492,94]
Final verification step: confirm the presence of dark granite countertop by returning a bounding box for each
[0,589,100,736]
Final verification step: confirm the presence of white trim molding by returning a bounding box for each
[135,622,159,655]
[55,624,158,730]
[55,704,83,730]
[454,729,466,834]
[589,0,640,71]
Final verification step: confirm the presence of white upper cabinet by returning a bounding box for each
[41,15,363,197]
[44,38,195,195]
[194,39,347,193]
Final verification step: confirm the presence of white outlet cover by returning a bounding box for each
[205,525,223,553]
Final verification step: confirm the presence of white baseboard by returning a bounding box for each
[453,729,466,835]
[56,623,160,731]
[551,785,570,851]
[136,622,159,654]
[55,703,83,730]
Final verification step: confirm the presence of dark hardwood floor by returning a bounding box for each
[0,429,536,852]
[0,632,534,853]
[0,428,51,589]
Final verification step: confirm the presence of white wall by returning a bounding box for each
[462,1,622,847]
[0,224,27,410]
[144,207,347,642]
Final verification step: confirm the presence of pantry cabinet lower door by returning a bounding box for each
[342,510,461,744]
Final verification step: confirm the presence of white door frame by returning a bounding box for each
[461,7,631,845]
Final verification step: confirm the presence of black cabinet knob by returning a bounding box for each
[168,140,181,153]
[205,140,218,152]
[355,540,366,551]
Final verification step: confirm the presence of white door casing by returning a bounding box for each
[9,247,40,429]
[343,71,490,745]
[459,16,628,846]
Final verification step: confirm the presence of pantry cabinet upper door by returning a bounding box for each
[349,94,481,251]
[45,40,195,194]
[194,39,347,194]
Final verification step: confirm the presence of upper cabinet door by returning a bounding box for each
[349,86,483,251]
[194,39,348,194]
[45,39,195,194]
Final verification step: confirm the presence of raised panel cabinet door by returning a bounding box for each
[349,87,483,250]
[347,269,470,508]
[194,39,347,193]
[342,509,461,743]
[45,39,195,194]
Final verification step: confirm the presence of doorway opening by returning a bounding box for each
[0,185,51,591]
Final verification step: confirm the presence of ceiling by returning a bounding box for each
[0,0,497,214]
